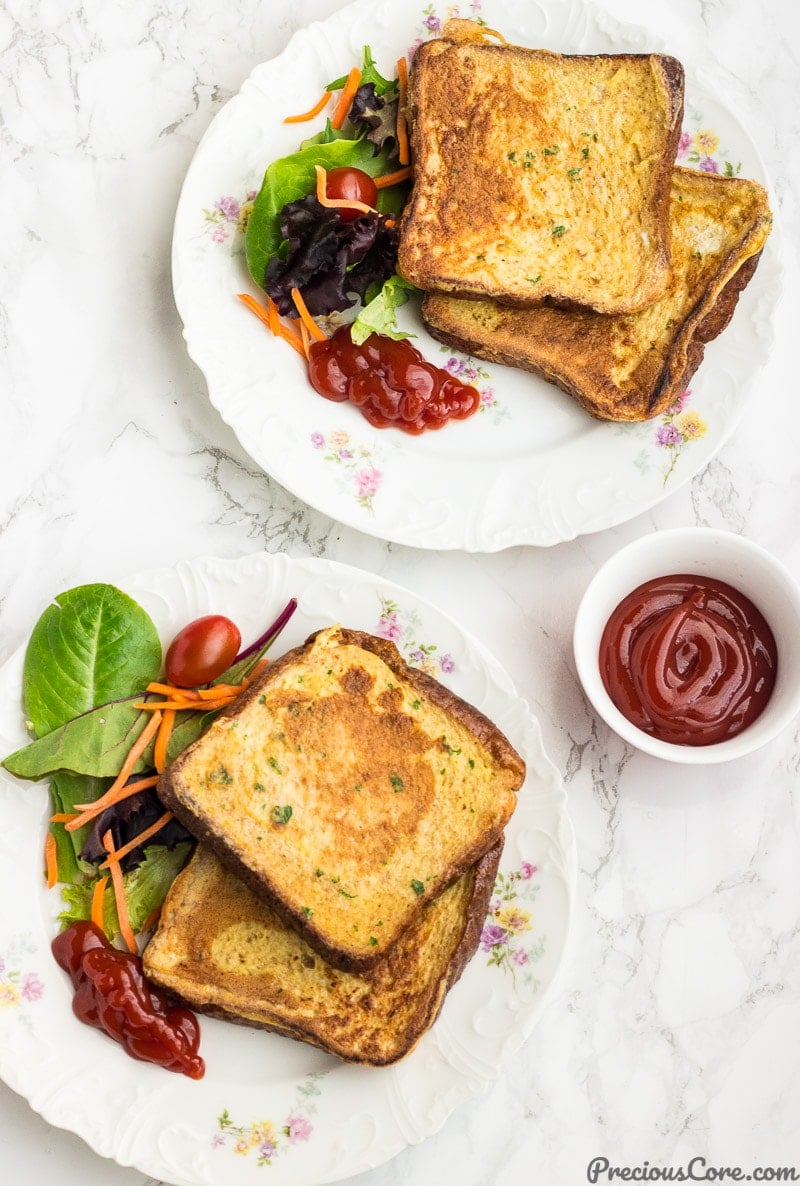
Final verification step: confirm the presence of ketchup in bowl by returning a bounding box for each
[599,574,778,746]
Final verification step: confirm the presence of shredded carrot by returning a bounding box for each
[158,696,236,712]
[141,905,162,933]
[64,711,162,831]
[238,293,307,358]
[267,296,280,336]
[298,319,311,360]
[91,875,108,931]
[106,709,162,786]
[375,165,412,190]
[238,292,273,330]
[102,830,137,953]
[196,683,241,699]
[68,774,160,832]
[145,682,202,699]
[99,811,175,871]
[132,692,235,711]
[134,696,236,711]
[330,66,362,129]
[50,812,79,824]
[276,321,308,358]
[242,658,270,685]
[284,91,331,123]
[154,708,176,773]
[314,165,376,216]
[44,831,58,888]
[291,287,327,343]
[396,57,410,166]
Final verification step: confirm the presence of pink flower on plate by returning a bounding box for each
[211,225,228,244]
[310,432,324,449]
[376,612,402,643]
[480,922,507,952]
[520,861,537,880]
[215,196,241,221]
[21,973,44,1002]
[355,466,382,497]
[439,653,455,674]
[657,424,682,447]
[286,1114,313,1143]
[677,130,692,156]
[512,948,529,967]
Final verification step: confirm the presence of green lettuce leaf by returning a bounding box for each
[23,584,162,739]
[3,694,220,781]
[49,771,107,881]
[58,841,193,938]
[350,274,418,345]
[327,46,398,97]
[244,137,398,288]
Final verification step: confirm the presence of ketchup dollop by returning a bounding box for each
[52,921,204,1078]
[599,574,778,746]
[307,327,481,433]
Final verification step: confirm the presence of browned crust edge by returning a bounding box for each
[422,246,765,423]
[399,42,685,313]
[172,839,504,1066]
[158,629,523,973]
[642,249,763,418]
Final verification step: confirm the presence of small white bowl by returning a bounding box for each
[573,528,800,764]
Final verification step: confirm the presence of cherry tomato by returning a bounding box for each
[165,615,241,688]
[325,167,378,222]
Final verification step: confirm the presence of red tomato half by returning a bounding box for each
[165,615,242,688]
[325,167,378,222]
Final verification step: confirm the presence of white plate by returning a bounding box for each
[172,0,780,552]
[0,552,575,1186]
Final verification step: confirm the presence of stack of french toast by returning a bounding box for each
[397,20,773,422]
[144,626,525,1065]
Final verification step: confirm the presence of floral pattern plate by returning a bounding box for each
[172,0,780,551]
[0,551,575,1186]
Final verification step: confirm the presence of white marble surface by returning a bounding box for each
[2,0,799,1183]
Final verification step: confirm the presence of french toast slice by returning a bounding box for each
[397,23,684,314]
[157,626,523,972]
[421,168,772,421]
[143,840,502,1066]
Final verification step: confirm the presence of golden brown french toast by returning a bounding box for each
[422,168,772,421]
[397,22,684,314]
[143,841,502,1066]
[157,626,523,972]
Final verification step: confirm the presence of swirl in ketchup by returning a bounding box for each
[307,327,481,434]
[599,574,778,746]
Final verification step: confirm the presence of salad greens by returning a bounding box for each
[5,691,218,781]
[350,274,417,345]
[3,581,296,945]
[59,842,193,935]
[23,583,162,739]
[327,45,396,97]
[244,135,399,290]
[244,44,414,341]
